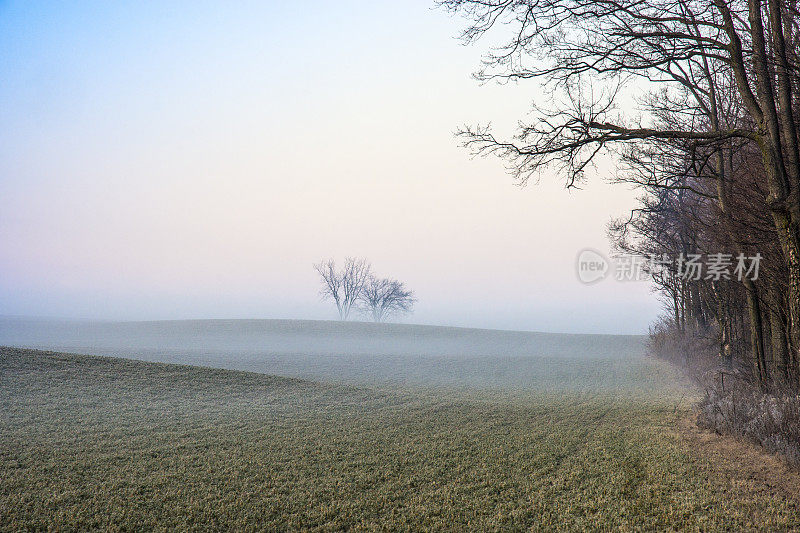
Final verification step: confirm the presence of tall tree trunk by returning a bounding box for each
[763,306,773,379]
[769,291,790,385]
[744,277,769,386]
[770,212,800,381]
[691,282,706,331]
[746,0,800,383]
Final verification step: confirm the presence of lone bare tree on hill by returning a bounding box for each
[359,275,416,322]
[313,257,372,320]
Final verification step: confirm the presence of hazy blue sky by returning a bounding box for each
[0,1,661,333]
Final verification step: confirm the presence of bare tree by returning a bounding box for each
[440,0,800,387]
[359,275,416,322]
[313,258,372,320]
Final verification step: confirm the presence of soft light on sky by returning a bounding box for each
[0,1,661,333]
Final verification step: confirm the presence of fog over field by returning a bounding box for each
[0,317,646,390]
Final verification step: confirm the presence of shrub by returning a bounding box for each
[698,386,800,466]
[651,318,800,467]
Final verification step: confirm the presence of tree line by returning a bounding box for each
[314,258,415,322]
[441,0,800,390]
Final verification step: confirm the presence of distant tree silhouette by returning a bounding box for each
[359,275,415,322]
[313,258,372,320]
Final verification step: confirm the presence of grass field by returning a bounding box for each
[3,340,800,530]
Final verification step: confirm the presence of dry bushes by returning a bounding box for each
[650,319,800,467]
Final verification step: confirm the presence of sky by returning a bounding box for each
[0,1,661,334]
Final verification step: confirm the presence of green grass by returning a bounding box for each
[2,347,799,531]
